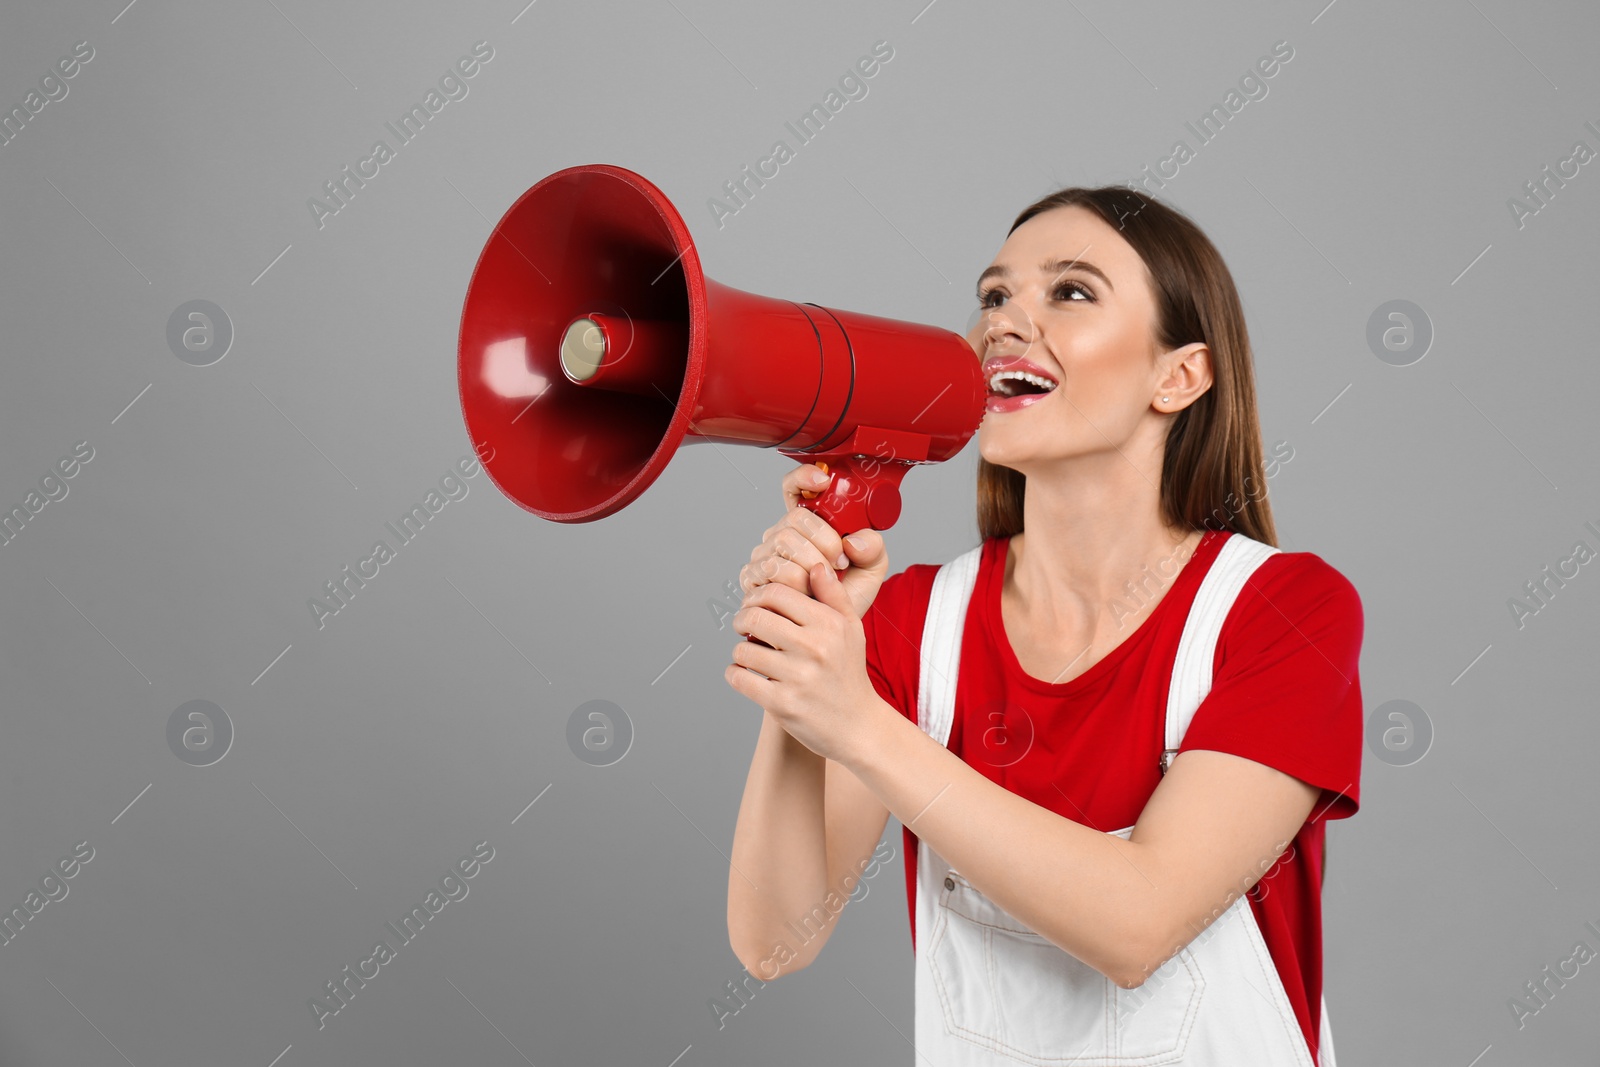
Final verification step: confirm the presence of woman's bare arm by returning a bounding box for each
[726,716,890,977]
[841,696,1318,988]
[726,461,893,977]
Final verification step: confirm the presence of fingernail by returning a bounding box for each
[844,534,865,551]
[835,553,848,568]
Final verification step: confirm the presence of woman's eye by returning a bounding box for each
[976,282,1091,307]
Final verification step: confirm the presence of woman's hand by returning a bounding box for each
[722,462,893,761]
[738,463,889,615]
[724,559,883,763]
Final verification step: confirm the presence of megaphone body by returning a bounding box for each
[458,164,985,533]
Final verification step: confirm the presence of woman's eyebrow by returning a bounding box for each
[975,257,1116,296]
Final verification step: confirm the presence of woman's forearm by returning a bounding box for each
[842,694,1165,985]
[726,708,832,973]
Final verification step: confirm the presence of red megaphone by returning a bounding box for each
[457,164,985,533]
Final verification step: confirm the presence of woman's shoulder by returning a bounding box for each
[1221,533,1364,634]
[867,538,998,620]
[870,561,941,616]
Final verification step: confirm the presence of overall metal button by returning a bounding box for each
[943,875,955,890]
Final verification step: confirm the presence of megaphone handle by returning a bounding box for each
[739,454,908,652]
[739,457,911,650]
[795,455,912,533]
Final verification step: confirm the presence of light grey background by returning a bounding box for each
[2,0,1596,1063]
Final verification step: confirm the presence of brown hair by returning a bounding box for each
[975,187,1278,548]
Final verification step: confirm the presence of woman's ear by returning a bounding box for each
[1155,342,1212,409]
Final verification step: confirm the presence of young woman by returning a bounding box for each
[724,186,1363,1066]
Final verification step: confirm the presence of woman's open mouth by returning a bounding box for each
[984,360,1058,414]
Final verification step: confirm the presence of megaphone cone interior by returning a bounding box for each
[458,164,985,528]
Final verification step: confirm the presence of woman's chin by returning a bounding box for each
[976,433,1029,468]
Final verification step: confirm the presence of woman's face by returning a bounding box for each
[967,204,1200,474]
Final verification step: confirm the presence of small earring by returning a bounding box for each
[1161,396,1169,403]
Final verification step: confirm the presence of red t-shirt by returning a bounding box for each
[862,529,1363,1063]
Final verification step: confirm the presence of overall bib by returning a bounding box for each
[910,534,1337,1066]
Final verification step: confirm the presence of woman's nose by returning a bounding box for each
[980,302,1032,348]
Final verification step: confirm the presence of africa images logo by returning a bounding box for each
[306,41,494,230]
[308,841,495,1030]
[1506,519,1600,630]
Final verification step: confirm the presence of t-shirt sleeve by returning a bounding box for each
[1177,551,1365,822]
[861,566,934,728]
[863,580,901,711]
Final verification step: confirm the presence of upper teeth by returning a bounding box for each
[988,369,1057,393]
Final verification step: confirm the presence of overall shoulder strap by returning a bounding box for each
[1162,533,1281,773]
[917,543,984,749]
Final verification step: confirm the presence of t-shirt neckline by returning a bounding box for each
[985,529,1228,694]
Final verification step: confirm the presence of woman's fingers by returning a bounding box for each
[741,464,851,601]
[742,541,808,596]
[838,527,886,572]
[777,520,843,574]
[787,506,848,567]
[831,527,885,613]
[781,463,833,510]
[730,628,783,679]
[744,519,843,595]
[737,582,813,632]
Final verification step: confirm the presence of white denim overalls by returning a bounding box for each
[911,533,1337,1066]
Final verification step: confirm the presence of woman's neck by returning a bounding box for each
[1007,469,1203,624]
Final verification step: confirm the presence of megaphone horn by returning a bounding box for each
[457,164,985,532]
